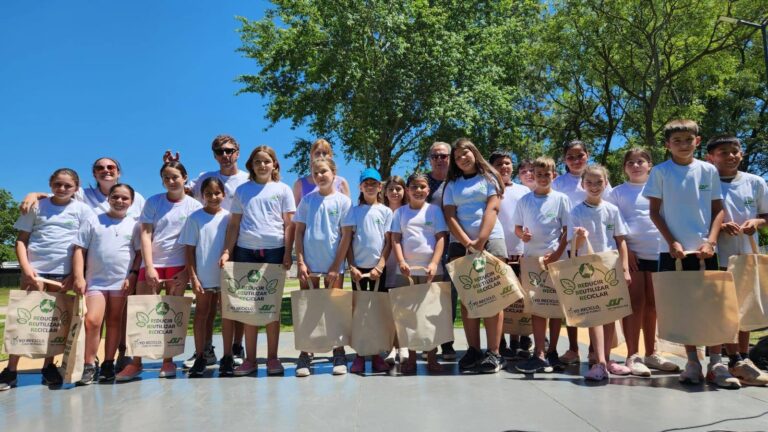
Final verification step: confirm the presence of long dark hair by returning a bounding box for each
[446,138,504,196]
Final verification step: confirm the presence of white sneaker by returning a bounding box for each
[183,354,197,369]
[398,348,410,363]
[706,362,741,389]
[644,353,680,372]
[678,361,703,385]
[295,353,311,378]
[384,348,397,366]
[626,354,651,377]
[730,359,768,387]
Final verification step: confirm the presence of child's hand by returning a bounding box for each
[467,239,486,253]
[623,268,632,286]
[218,250,230,268]
[668,242,685,259]
[191,277,204,296]
[163,150,181,163]
[145,267,161,289]
[326,270,339,288]
[741,219,763,236]
[282,251,293,271]
[426,263,437,283]
[297,262,309,282]
[121,275,136,295]
[574,227,588,238]
[721,221,741,236]
[369,267,382,281]
[349,266,363,283]
[542,252,560,266]
[399,261,411,277]
[21,270,39,291]
[521,228,532,243]
[74,277,87,295]
[170,269,189,294]
[695,241,715,260]
[61,274,74,293]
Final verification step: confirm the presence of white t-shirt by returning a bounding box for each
[498,183,530,256]
[74,213,138,291]
[294,191,352,274]
[442,174,505,241]
[139,194,203,268]
[179,209,230,288]
[189,170,250,211]
[342,203,393,268]
[717,172,768,267]
[512,190,570,257]
[14,198,94,275]
[390,203,448,273]
[552,172,613,208]
[230,181,296,250]
[642,159,722,252]
[568,201,629,255]
[607,182,662,261]
[76,186,146,220]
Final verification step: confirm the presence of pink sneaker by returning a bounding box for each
[372,355,391,372]
[158,362,177,378]
[115,363,143,382]
[350,356,366,374]
[234,360,258,376]
[266,358,284,376]
[584,363,608,381]
[607,360,631,376]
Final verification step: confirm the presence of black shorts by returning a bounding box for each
[637,259,658,273]
[658,253,718,272]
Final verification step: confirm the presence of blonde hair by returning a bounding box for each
[532,157,556,173]
[581,164,610,182]
[310,138,334,160]
[311,157,337,174]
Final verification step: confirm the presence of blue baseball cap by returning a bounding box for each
[359,167,382,183]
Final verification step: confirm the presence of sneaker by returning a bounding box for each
[678,361,704,385]
[499,346,518,361]
[204,345,217,366]
[441,343,457,361]
[559,350,581,365]
[626,355,651,377]
[183,353,197,369]
[515,356,553,374]
[232,343,245,367]
[706,362,741,389]
[76,364,98,386]
[607,360,631,376]
[158,362,177,378]
[296,353,312,377]
[115,354,133,374]
[0,368,18,391]
[372,355,391,373]
[350,356,366,374]
[546,351,565,372]
[584,363,608,381]
[519,335,533,352]
[730,359,768,387]
[115,363,143,382]
[98,361,116,383]
[234,360,258,377]
[332,349,348,375]
[188,356,207,377]
[645,353,680,372]
[41,363,63,386]
[458,346,484,372]
[397,348,410,363]
[478,351,504,374]
[384,348,397,366]
[219,355,235,377]
[266,358,285,376]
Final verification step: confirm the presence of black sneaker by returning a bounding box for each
[441,342,457,361]
[204,345,217,366]
[500,339,519,360]
[478,351,504,374]
[99,361,115,383]
[546,351,565,372]
[219,355,235,377]
[189,355,207,377]
[41,363,63,386]
[77,364,98,386]
[459,346,484,371]
[115,354,132,373]
[515,356,553,374]
[0,368,18,391]
[520,335,533,352]
[232,343,245,367]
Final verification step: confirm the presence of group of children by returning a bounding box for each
[1,120,767,391]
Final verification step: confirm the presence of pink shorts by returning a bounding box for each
[85,289,127,298]
[137,266,185,282]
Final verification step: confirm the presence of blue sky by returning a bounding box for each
[0,1,378,202]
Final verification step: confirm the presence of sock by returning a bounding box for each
[709,353,722,365]
[728,353,742,368]
[686,351,699,362]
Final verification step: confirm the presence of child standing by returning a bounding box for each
[643,119,736,388]
[513,157,570,374]
[72,184,141,384]
[706,135,768,386]
[569,165,632,380]
[180,177,231,377]
[382,176,410,365]
[219,146,295,377]
[342,168,393,373]
[1,168,93,391]
[293,157,352,377]
[391,173,449,374]
[517,159,537,191]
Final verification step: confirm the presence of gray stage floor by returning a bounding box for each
[2,331,768,432]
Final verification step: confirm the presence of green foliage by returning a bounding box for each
[0,189,19,262]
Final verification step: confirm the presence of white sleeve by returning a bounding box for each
[642,168,662,199]
[177,216,199,247]
[442,181,455,206]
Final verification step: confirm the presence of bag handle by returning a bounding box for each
[675,251,706,272]
[570,235,595,257]
[739,233,760,255]
[306,272,328,290]
[358,273,381,291]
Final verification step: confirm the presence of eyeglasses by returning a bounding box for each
[430,154,449,161]
[214,148,238,156]
[94,164,117,171]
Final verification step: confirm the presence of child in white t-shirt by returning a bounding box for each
[342,168,393,374]
[382,175,410,365]
[706,135,768,386]
[391,172,448,374]
[116,161,203,382]
[569,165,632,381]
[179,177,230,377]
[294,157,352,377]
[1,168,93,391]
[72,184,141,384]
[513,157,570,375]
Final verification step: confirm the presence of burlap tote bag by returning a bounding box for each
[446,249,524,319]
[350,276,396,356]
[388,279,454,351]
[3,290,75,358]
[519,256,564,319]
[126,295,192,359]
[60,296,85,383]
[727,236,768,331]
[221,262,286,326]
[546,239,632,327]
[652,258,739,346]
[291,278,353,353]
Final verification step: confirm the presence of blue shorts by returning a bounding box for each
[233,245,285,265]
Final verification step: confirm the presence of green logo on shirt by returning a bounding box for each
[374,218,383,225]
[606,223,614,230]
[545,212,556,218]
[425,221,433,226]
[270,194,280,202]
[698,184,710,191]
[744,197,755,207]
[329,207,339,217]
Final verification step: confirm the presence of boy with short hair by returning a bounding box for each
[706,134,768,387]
[643,119,738,388]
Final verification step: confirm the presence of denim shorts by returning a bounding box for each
[233,245,285,265]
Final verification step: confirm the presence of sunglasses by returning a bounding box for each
[430,154,449,161]
[214,148,238,156]
[94,164,117,171]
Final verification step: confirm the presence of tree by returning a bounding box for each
[0,189,19,262]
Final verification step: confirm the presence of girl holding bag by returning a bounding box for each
[442,138,507,374]
[383,176,410,365]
